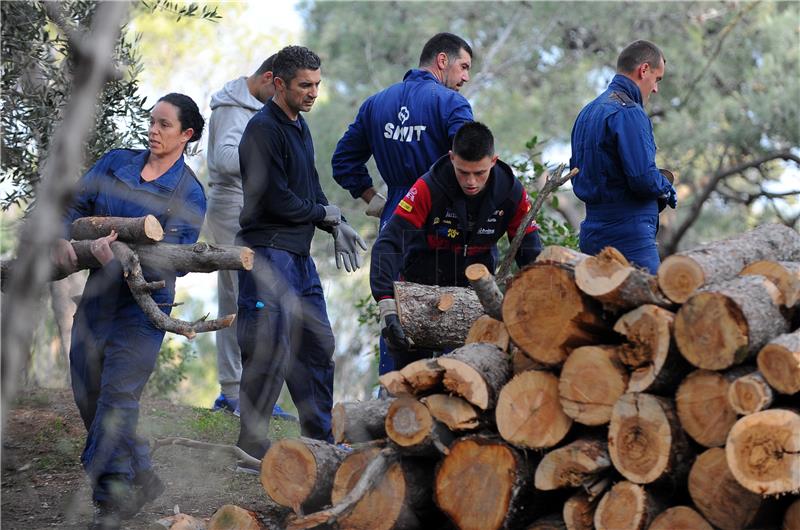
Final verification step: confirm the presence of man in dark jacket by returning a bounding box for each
[235,45,366,466]
[371,122,542,369]
[570,40,677,274]
[332,32,474,374]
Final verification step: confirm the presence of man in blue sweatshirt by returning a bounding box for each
[235,45,366,466]
[331,32,474,374]
[570,40,677,274]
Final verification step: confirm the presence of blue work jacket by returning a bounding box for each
[570,74,672,220]
[331,69,473,224]
[65,149,206,313]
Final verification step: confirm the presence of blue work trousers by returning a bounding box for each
[236,247,335,459]
[70,285,164,504]
[579,213,661,274]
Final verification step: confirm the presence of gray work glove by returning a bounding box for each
[365,192,387,218]
[321,205,342,227]
[332,222,367,272]
[378,298,412,351]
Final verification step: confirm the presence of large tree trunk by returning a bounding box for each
[675,369,743,447]
[757,328,800,395]
[496,370,572,449]
[394,281,483,350]
[613,305,690,394]
[727,369,774,415]
[725,408,800,495]
[533,437,610,491]
[260,437,349,513]
[436,343,511,410]
[608,393,692,488]
[70,214,164,242]
[434,435,537,530]
[740,260,800,308]
[657,223,800,303]
[332,399,395,444]
[330,446,435,530]
[558,345,628,426]
[502,262,610,366]
[687,447,766,530]
[574,247,672,312]
[674,275,789,370]
[385,395,454,456]
[593,481,664,530]
[648,507,712,530]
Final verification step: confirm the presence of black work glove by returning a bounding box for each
[378,298,411,351]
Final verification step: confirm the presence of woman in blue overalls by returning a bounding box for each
[53,93,206,530]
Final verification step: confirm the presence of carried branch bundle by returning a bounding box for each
[656,223,800,303]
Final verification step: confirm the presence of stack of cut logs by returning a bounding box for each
[259,223,800,530]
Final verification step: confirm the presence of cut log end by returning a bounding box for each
[208,504,262,530]
[648,506,712,530]
[465,315,509,351]
[725,409,800,495]
[437,358,491,410]
[465,263,490,282]
[385,396,433,447]
[558,346,627,426]
[379,371,413,397]
[594,481,653,530]
[421,394,480,431]
[143,214,165,241]
[674,291,748,370]
[676,370,738,447]
[437,292,455,312]
[240,247,255,271]
[741,260,800,307]
[261,439,315,509]
[757,340,800,395]
[658,254,705,304]
[728,371,773,415]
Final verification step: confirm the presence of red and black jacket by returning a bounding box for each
[370,154,542,300]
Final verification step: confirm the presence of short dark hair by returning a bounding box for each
[254,53,277,76]
[157,92,204,143]
[272,45,321,84]
[617,40,665,73]
[452,121,494,161]
[419,32,473,67]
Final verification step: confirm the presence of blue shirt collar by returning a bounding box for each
[609,74,643,106]
[403,68,442,85]
[112,149,186,191]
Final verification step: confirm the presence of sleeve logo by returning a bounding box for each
[398,200,413,212]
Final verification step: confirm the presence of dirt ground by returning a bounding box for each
[1,388,296,529]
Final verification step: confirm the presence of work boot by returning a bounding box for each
[117,469,165,518]
[212,393,239,413]
[88,502,121,530]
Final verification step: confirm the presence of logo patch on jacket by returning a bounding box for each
[399,200,413,212]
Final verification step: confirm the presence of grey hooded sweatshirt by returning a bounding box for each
[207,76,264,192]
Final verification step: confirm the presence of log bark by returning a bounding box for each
[741,260,800,308]
[757,328,800,395]
[728,370,774,415]
[465,263,504,321]
[434,435,537,530]
[558,345,628,426]
[675,368,743,447]
[593,481,664,530]
[378,371,413,396]
[688,447,765,530]
[648,507,712,530]
[399,359,444,395]
[608,393,693,487]
[385,395,454,455]
[725,408,800,495]
[394,281,483,350]
[533,437,610,491]
[329,447,433,530]
[503,262,610,366]
[260,437,349,513]
[574,246,672,312]
[332,399,395,444]
[436,343,511,410]
[785,498,800,530]
[465,315,510,351]
[421,394,481,431]
[497,370,573,449]
[208,505,262,530]
[613,305,690,394]
[657,223,800,303]
[70,215,164,243]
[674,275,789,370]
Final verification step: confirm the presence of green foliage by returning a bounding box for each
[356,293,380,327]
[139,1,221,23]
[146,337,196,399]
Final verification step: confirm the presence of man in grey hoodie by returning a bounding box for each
[206,55,295,421]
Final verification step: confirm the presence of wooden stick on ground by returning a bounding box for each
[151,436,261,468]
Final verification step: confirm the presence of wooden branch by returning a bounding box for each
[111,241,235,339]
[495,165,579,285]
[151,436,261,468]
[70,215,164,243]
[465,263,504,320]
[285,448,397,530]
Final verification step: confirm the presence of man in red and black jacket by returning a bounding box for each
[370,121,542,368]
